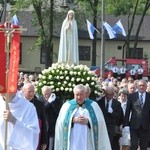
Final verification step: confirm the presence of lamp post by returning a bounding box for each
[100,0,105,77]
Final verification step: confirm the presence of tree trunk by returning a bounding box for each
[133,0,150,51]
[125,0,139,58]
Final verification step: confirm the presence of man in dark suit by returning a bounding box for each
[39,86,63,150]
[98,86,123,150]
[124,79,150,150]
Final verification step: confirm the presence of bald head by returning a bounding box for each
[105,86,114,100]
[23,83,35,100]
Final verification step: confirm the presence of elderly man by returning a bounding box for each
[23,83,47,150]
[124,80,150,150]
[98,86,123,150]
[39,86,62,150]
[54,84,111,150]
[0,93,39,150]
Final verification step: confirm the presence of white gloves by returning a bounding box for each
[123,126,130,133]
[108,106,113,113]
[48,93,56,103]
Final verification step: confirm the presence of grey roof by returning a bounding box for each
[17,11,150,41]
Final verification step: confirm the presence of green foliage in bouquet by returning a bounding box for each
[36,63,103,101]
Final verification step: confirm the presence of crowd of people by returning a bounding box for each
[1,70,150,150]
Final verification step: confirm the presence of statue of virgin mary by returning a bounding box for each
[58,10,79,65]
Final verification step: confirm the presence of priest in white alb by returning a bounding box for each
[0,93,40,150]
[54,84,111,150]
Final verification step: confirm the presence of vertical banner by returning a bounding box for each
[0,25,6,93]
[8,29,20,93]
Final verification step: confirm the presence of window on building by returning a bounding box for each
[79,46,91,61]
[66,0,74,4]
[40,45,45,64]
[128,48,143,59]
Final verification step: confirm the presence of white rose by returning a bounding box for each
[71,78,75,81]
[56,76,59,79]
[58,82,61,85]
[76,78,80,82]
[66,76,70,80]
[91,82,95,85]
[42,76,46,79]
[69,88,73,92]
[60,87,64,91]
[70,71,73,75]
[50,81,54,84]
[86,83,89,87]
[65,88,69,91]
[48,75,52,79]
[81,79,84,82]
[68,83,72,86]
[43,81,46,84]
[56,69,59,73]
[38,74,42,79]
[56,88,59,91]
[65,70,68,74]
[78,72,81,75]
[64,81,67,84]
[94,91,98,94]
[51,70,55,73]
[74,72,77,75]
[59,71,63,75]
[50,85,54,89]
[60,76,64,79]
[87,77,90,81]
[38,82,43,86]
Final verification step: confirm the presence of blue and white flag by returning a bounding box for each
[103,22,116,39]
[112,20,126,36]
[11,14,19,25]
[86,19,95,39]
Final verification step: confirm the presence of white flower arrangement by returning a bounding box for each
[36,63,103,100]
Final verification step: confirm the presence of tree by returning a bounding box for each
[106,0,150,58]
[77,0,101,66]
[0,0,16,22]
[11,0,54,68]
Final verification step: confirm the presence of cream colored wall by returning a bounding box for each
[19,36,150,73]
[19,37,45,72]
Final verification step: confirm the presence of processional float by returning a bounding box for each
[0,12,26,150]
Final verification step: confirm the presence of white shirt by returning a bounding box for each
[120,67,126,74]
[137,68,144,74]
[130,69,136,75]
[112,66,119,73]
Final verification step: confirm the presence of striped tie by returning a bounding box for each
[139,93,143,108]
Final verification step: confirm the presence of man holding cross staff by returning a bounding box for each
[0,13,40,150]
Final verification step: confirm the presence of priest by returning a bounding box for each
[54,84,111,150]
[0,93,40,150]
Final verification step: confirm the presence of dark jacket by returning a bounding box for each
[124,92,150,130]
[39,96,63,137]
[30,96,48,148]
[98,97,123,137]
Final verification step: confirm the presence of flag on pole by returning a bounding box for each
[86,19,95,39]
[103,22,116,39]
[112,20,126,36]
[0,24,6,93]
[11,14,19,25]
[8,26,20,93]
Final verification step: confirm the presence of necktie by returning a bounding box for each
[139,93,143,108]
[106,100,109,111]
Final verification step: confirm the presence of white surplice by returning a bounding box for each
[54,100,112,150]
[0,94,40,150]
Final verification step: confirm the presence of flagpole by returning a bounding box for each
[100,0,105,77]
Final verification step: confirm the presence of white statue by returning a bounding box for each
[58,10,79,65]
